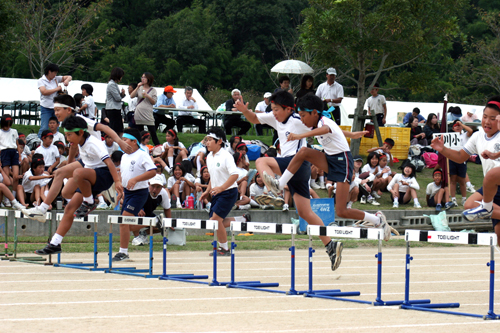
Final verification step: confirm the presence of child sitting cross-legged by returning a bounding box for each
[387,163,421,208]
[17,157,53,208]
[250,172,273,210]
[426,168,452,212]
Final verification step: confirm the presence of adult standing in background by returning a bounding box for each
[176,86,206,134]
[224,89,251,135]
[316,67,343,125]
[37,63,72,137]
[295,74,315,101]
[130,72,160,146]
[105,67,126,137]
[366,83,387,127]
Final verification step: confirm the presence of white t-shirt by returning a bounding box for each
[167,173,195,193]
[250,183,266,198]
[361,164,380,182]
[78,135,110,169]
[58,155,67,167]
[0,128,18,150]
[188,143,207,158]
[387,174,419,193]
[206,148,238,189]
[162,141,186,154]
[257,112,309,157]
[462,128,500,176]
[367,94,386,115]
[178,97,198,116]
[52,131,66,145]
[120,148,156,190]
[255,101,268,113]
[315,81,344,107]
[76,114,101,139]
[235,167,248,181]
[426,182,442,199]
[315,116,350,155]
[83,95,96,119]
[37,75,63,108]
[105,142,120,156]
[35,145,60,166]
[152,188,171,209]
[22,169,38,193]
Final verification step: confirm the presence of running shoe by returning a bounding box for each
[326,241,343,271]
[21,207,47,223]
[376,211,391,241]
[262,171,280,196]
[414,202,422,209]
[360,195,367,204]
[112,252,130,261]
[310,181,320,190]
[371,191,381,199]
[12,201,25,211]
[155,215,164,236]
[393,201,399,208]
[75,201,97,218]
[282,204,289,211]
[96,202,108,209]
[444,201,456,210]
[243,212,251,222]
[435,204,442,212]
[131,230,149,246]
[35,242,61,255]
[463,203,493,222]
[461,197,467,206]
[466,184,476,193]
[238,204,251,210]
[209,247,231,257]
[255,195,284,208]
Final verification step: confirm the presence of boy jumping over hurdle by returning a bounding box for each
[34,116,123,255]
[234,91,363,271]
[199,127,250,256]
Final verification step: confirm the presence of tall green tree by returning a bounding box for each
[300,0,467,154]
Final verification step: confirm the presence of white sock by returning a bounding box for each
[98,196,106,204]
[364,212,381,227]
[50,233,63,246]
[310,178,315,186]
[83,195,94,204]
[196,156,202,172]
[168,156,174,168]
[466,181,472,187]
[119,247,128,254]
[250,199,259,207]
[278,170,293,190]
[182,158,189,161]
[176,198,181,205]
[394,197,399,203]
[233,216,246,222]
[414,198,419,204]
[10,199,19,205]
[219,242,228,251]
[319,176,324,183]
[39,202,50,213]
[44,190,49,197]
[326,183,332,189]
[483,200,493,211]
[12,191,16,197]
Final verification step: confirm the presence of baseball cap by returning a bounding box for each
[326,67,337,75]
[264,92,272,98]
[164,85,177,93]
[149,175,164,186]
[353,155,363,162]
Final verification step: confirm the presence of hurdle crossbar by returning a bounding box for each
[226,221,297,294]
[159,218,220,286]
[401,230,500,320]
[9,211,53,264]
[105,215,159,278]
[0,209,12,259]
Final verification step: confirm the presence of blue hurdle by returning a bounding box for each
[303,225,431,306]
[226,221,297,294]
[158,218,222,286]
[0,209,12,259]
[10,211,53,264]
[401,230,500,320]
[105,215,160,278]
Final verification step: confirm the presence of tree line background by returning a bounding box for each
[1,0,500,110]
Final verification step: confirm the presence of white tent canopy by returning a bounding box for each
[0,77,212,110]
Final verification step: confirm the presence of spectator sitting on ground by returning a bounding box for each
[224,89,251,136]
[161,129,188,169]
[104,134,120,157]
[176,86,206,134]
[367,138,394,166]
[35,130,60,174]
[403,107,426,125]
[153,85,176,132]
[48,116,65,144]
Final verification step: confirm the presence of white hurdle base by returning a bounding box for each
[401,230,500,320]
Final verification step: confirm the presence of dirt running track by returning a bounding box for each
[1,246,500,332]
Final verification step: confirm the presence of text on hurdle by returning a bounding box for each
[405,230,497,246]
[107,216,156,226]
[231,222,296,235]
[308,225,382,240]
[56,213,99,223]
[162,218,218,230]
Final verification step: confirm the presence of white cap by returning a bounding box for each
[149,175,163,186]
[326,67,337,75]
[264,92,272,98]
[469,108,476,114]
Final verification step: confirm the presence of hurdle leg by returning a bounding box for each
[486,242,500,319]
[10,215,46,263]
[286,232,298,295]
[209,231,220,286]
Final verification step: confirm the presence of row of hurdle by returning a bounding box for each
[1,208,499,320]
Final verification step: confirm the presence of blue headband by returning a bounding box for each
[122,133,143,150]
[297,106,334,119]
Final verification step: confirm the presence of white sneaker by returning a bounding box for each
[346,201,353,209]
[310,181,320,190]
[282,204,289,211]
[12,201,25,211]
[239,204,251,210]
[452,198,458,206]
[176,201,182,209]
[371,191,381,199]
[3,197,11,207]
[319,181,326,189]
[370,200,381,206]
[360,196,367,204]
[204,202,211,213]
[414,202,422,209]
[376,211,391,241]
[262,171,281,196]
[393,201,399,208]
[96,202,108,209]
[461,197,467,206]
[466,184,476,193]
[21,207,47,223]
[132,231,149,246]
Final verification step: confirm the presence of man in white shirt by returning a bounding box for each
[254,92,273,136]
[316,67,343,125]
[175,87,206,133]
[366,83,387,127]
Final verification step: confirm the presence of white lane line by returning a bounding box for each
[0,286,218,294]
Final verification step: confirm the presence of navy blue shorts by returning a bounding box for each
[325,151,353,184]
[427,195,442,207]
[75,167,114,197]
[477,187,500,228]
[209,187,238,219]
[1,149,19,167]
[449,160,467,178]
[392,191,411,205]
[276,156,311,198]
[121,188,149,215]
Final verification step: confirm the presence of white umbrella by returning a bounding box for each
[271,60,314,74]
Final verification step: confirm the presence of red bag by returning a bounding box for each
[422,152,438,168]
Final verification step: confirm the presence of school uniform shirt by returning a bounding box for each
[35,145,60,166]
[22,170,50,193]
[76,114,101,139]
[83,95,96,119]
[235,167,248,182]
[188,143,207,159]
[0,128,18,150]
[463,128,500,176]
[166,173,193,193]
[78,135,110,169]
[256,112,309,157]
[366,94,386,115]
[162,141,185,154]
[52,131,66,145]
[120,148,156,190]
[57,155,67,168]
[249,183,266,198]
[315,116,350,155]
[105,142,120,156]
[380,167,392,179]
[206,148,238,190]
[426,182,442,199]
[23,145,31,156]
[142,188,171,217]
[374,148,392,162]
[387,174,420,193]
[361,164,381,182]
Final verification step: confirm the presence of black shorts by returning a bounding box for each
[427,196,442,207]
[75,167,114,197]
[325,151,353,184]
[209,187,238,219]
[392,191,411,205]
[276,156,311,198]
[449,160,467,178]
[1,149,19,167]
[477,187,500,228]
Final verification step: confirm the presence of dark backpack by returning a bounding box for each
[26,133,41,150]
